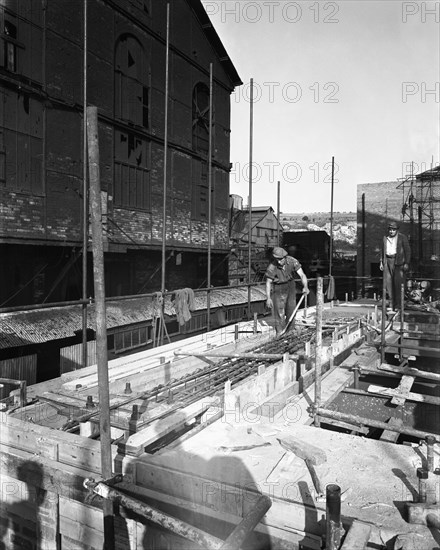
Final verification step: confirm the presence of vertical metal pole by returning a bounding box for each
[361,192,365,298]
[247,78,254,320]
[325,484,342,550]
[276,180,280,246]
[381,237,387,364]
[207,63,213,333]
[86,106,114,549]
[399,282,405,361]
[418,205,423,270]
[81,0,88,369]
[329,156,334,277]
[314,277,323,427]
[160,4,170,345]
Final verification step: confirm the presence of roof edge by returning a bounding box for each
[186,0,243,88]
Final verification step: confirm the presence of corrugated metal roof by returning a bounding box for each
[0,286,267,349]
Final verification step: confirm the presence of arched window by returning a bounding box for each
[114,35,150,210]
[192,83,210,154]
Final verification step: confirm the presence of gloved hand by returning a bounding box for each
[266,298,273,309]
[403,263,409,272]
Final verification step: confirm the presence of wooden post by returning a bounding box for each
[86,105,114,549]
[314,277,323,427]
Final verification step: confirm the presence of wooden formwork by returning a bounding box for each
[1,310,438,549]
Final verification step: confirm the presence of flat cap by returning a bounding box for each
[272,246,288,259]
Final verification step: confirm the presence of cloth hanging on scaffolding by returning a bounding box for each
[326,275,336,300]
[173,288,195,326]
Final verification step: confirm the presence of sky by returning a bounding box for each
[201,0,440,214]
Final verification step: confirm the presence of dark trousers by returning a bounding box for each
[385,257,405,309]
[272,280,296,334]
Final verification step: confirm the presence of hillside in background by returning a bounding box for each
[282,212,357,259]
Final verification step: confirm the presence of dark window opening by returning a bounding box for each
[114,130,150,210]
[192,83,210,154]
[192,160,215,221]
[114,35,149,129]
[3,20,17,72]
[114,35,151,209]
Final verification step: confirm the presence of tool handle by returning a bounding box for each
[280,293,305,336]
[305,458,324,496]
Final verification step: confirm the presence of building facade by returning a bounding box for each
[0,0,241,307]
[229,205,282,284]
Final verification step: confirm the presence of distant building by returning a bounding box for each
[229,203,282,284]
[0,0,241,307]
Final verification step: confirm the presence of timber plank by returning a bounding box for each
[366,385,440,406]
[61,330,270,392]
[0,446,92,502]
[391,375,415,406]
[340,520,371,549]
[379,362,440,382]
[121,396,221,456]
[0,412,107,473]
[380,417,403,443]
[60,517,103,549]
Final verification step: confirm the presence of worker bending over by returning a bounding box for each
[265,246,309,336]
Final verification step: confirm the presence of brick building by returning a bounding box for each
[0,0,241,307]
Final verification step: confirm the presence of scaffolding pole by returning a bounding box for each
[81,0,88,369]
[277,180,280,246]
[207,62,213,332]
[329,156,335,277]
[247,78,254,320]
[160,4,170,345]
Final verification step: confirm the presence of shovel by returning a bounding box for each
[279,293,305,337]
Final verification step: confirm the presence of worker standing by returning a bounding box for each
[380,221,411,312]
[265,247,309,336]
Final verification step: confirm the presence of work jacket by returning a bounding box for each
[381,232,411,266]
